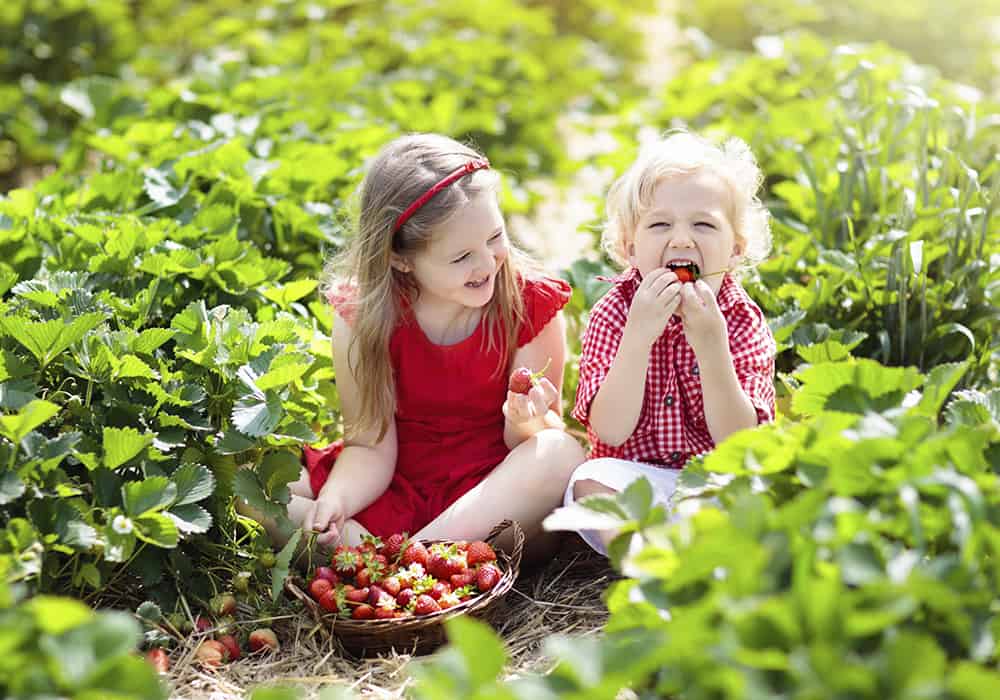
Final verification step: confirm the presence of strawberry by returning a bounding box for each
[476,563,502,592]
[382,576,402,597]
[359,533,383,555]
[309,577,333,601]
[195,639,228,666]
[396,589,415,608]
[352,604,375,620]
[333,549,361,578]
[429,581,452,600]
[667,262,699,283]
[367,585,387,606]
[318,587,341,613]
[413,594,441,616]
[145,648,170,673]
[381,533,408,561]
[374,607,396,619]
[194,615,213,634]
[210,593,237,616]
[465,541,497,566]
[248,628,279,653]
[314,566,339,583]
[217,633,241,661]
[508,359,551,394]
[427,553,450,580]
[345,587,369,603]
[355,567,373,588]
[450,572,476,589]
[401,541,429,568]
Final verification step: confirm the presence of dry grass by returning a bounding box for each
[164,537,618,699]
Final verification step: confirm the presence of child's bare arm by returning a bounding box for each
[312,312,398,533]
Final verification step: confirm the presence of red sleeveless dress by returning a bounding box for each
[301,276,571,537]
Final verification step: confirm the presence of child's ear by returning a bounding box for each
[625,240,637,267]
[390,254,411,273]
[729,238,745,266]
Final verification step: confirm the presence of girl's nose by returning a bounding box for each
[669,226,696,247]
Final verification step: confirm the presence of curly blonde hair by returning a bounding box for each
[602,130,772,274]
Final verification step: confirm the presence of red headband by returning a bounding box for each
[393,158,490,232]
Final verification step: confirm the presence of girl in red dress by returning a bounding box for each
[280,134,585,554]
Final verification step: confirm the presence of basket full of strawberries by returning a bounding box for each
[285,519,523,655]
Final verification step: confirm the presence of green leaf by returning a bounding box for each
[130,328,175,355]
[232,391,284,437]
[255,362,311,391]
[233,469,285,520]
[0,399,60,442]
[215,429,257,454]
[619,476,654,522]
[171,463,215,505]
[26,595,93,634]
[443,616,508,686]
[122,477,177,517]
[0,470,25,505]
[134,512,180,548]
[271,529,302,603]
[948,662,1000,699]
[792,359,923,416]
[0,378,38,410]
[113,354,158,380]
[166,504,212,534]
[262,279,318,306]
[258,451,301,501]
[915,361,968,418]
[103,426,153,469]
[0,312,104,368]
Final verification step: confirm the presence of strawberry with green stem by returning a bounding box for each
[666,262,731,283]
[508,358,552,394]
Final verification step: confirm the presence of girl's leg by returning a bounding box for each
[414,428,586,562]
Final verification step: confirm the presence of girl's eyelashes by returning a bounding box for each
[695,221,716,229]
[451,232,504,263]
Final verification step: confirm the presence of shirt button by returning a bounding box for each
[664,394,674,407]
[692,365,700,375]
[671,451,682,463]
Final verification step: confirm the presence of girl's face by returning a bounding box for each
[396,192,509,311]
[627,170,743,294]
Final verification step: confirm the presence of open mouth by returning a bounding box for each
[665,261,700,282]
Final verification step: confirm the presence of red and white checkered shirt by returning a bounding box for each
[572,267,776,468]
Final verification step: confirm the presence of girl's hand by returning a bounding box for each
[305,492,348,549]
[624,268,682,348]
[503,376,559,426]
[677,279,727,354]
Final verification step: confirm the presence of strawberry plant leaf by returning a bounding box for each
[255,361,311,391]
[440,616,508,686]
[129,328,175,355]
[0,399,60,443]
[233,469,284,520]
[122,477,177,517]
[231,391,283,437]
[102,426,154,469]
[258,451,301,502]
[113,355,158,380]
[133,512,179,548]
[262,279,318,307]
[915,361,969,418]
[166,504,212,535]
[215,429,256,454]
[0,312,105,368]
[170,463,215,506]
[271,528,301,603]
[0,378,38,410]
[0,470,25,505]
[619,475,654,522]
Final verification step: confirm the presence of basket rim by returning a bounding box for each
[286,519,524,636]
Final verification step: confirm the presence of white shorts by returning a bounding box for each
[562,457,681,556]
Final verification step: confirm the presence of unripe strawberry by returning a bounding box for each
[195,639,227,667]
[210,593,237,616]
[248,627,279,653]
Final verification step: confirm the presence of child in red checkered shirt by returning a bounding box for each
[557,130,776,554]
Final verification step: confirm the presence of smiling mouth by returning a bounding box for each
[465,275,491,289]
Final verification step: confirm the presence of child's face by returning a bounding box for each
[627,170,742,294]
[396,192,509,311]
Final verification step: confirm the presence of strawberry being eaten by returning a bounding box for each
[666,261,700,283]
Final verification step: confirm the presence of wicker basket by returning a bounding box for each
[285,519,524,656]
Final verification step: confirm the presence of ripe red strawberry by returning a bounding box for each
[450,572,476,589]
[333,549,361,578]
[466,541,497,566]
[396,589,415,608]
[248,628,279,653]
[355,567,373,588]
[314,566,339,583]
[374,607,396,619]
[217,633,241,661]
[194,615,213,634]
[367,585,387,606]
[427,553,450,580]
[381,533,408,561]
[352,604,375,620]
[429,581,451,600]
[309,577,333,601]
[318,587,340,613]
[669,262,699,283]
[345,587,369,603]
[401,541,429,568]
[359,533,382,555]
[413,594,441,615]
[476,563,502,592]
[508,359,551,394]
[145,648,170,673]
[382,576,401,597]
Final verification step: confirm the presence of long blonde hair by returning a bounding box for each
[322,134,537,440]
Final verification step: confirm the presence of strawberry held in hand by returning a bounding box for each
[508,359,551,395]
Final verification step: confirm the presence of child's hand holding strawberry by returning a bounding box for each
[305,490,349,549]
[623,268,682,349]
[503,364,564,435]
[676,279,728,355]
